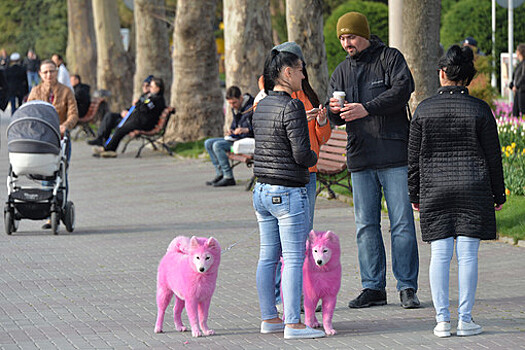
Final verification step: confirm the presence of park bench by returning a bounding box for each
[121,106,175,158]
[316,129,351,199]
[227,152,255,191]
[73,97,107,140]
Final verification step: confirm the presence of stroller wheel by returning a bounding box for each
[63,201,75,233]
[51,211,59,235]
[4,210,14,235]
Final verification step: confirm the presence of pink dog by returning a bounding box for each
[303,230,341,335]
[154,236,221,337]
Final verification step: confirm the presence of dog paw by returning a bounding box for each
[154,327,162,333]
[175,325,187,332]
[325,328,337,336]
[307,321,321,328]
[203,329,215,336]
[192,329,202,337]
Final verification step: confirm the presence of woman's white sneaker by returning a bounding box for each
[433,321,451,337]
[457,320,482,336]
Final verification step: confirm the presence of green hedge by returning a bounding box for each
[324,0,388,75]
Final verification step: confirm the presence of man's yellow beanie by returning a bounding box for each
[336,12,370,40]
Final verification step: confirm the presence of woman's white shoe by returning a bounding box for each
[433,321,451,337]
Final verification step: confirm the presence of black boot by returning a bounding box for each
[348,289,387,308]
[205,175,223,186]
[87,137,104,146]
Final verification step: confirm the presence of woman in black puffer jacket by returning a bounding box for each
[252,42,323,340]
[408,45,505,338]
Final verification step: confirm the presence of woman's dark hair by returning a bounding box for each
[301,64,320,107]
[438,45,476,86]
[263,49,302,94]
[151,77,164,95]
[226,86,242,99]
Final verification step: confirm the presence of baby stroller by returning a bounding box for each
[4,101,75,235]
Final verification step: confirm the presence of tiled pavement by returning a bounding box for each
[0,110,524,349]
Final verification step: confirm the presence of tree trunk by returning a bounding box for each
[286,0,329,104]
[402,0,441,110]
[133,0,172,102]
[223,0,272,130]
[164,0,223,142]
[92,0,134,111]
[388,0,404,51]
[66,0,97,89]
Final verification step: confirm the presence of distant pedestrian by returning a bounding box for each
[0,48,9,69]
[5,52,28,115]
[51,54,72,90]
[70,74,91,119]
[23,49,40,92]
[510,43,525,116]
[462,36,485,56]
[408,45,506,338]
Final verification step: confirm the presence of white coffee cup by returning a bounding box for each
[333,91,346,108]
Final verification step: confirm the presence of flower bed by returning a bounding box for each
[494,101,525,196]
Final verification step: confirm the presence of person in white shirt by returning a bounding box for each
[51,54,72,90]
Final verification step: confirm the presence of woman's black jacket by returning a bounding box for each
[253,90,317,187]
[408,86,506,242]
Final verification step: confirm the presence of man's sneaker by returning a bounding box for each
[213,177,236,187]
[433,321,451,337]
[283,325,325,339]
[87,137,104,146]
[348,289,387,308]
[205,175,223,186]
[400,288,421,309]
[457,320,482,336]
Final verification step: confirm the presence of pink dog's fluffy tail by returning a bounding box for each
[167,236,190,254]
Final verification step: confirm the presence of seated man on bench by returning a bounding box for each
[92,77,166,158]
[204,85,254,187]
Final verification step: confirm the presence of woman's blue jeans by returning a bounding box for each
[351,166,419,291]
[253,183,309,324]
[204,137,234,178]
[429,236,480,323]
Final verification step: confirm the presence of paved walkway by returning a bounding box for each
[0,110,524,349]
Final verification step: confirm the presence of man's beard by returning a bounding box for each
[346,46,359,57]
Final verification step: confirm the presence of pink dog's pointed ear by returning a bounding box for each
[207,237,220,250]
[308,230,316,242]
[189,236,199,249]
[325,231,338,242]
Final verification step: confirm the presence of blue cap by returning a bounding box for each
[462,36,477,47]
[143,75,154,83]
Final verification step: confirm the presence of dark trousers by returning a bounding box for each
[97,112,122,140]
[104,117,142,152]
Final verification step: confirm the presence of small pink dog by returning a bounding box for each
[303,230,341,335]
[154,236,221,337]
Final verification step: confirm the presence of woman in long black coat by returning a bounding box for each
[408,45,505,338]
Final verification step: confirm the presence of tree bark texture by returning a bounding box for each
[92,0,134,111]
[133,0,172,103]
[66,0,97,89]
[165,0,223,142]
[286,0,329,104]
[402,0,441,111]
[223,0,272,130]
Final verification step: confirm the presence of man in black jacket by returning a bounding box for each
[5,52,28,115]
[327,12,420,309]
[70,74,91,119]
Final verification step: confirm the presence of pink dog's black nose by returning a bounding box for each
[316,260,323,265]
[199,267,205,272]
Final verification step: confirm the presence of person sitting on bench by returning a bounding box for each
[204,85,254,187]
[87,75,152,147]
[92,77,166,158]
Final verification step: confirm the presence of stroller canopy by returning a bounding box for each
[7,101,61,154]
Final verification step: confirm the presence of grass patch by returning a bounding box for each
[496,195,525,242]
[171,139,206,158]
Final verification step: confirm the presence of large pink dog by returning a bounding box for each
[154,236,221,337]
[303,230,341,335]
